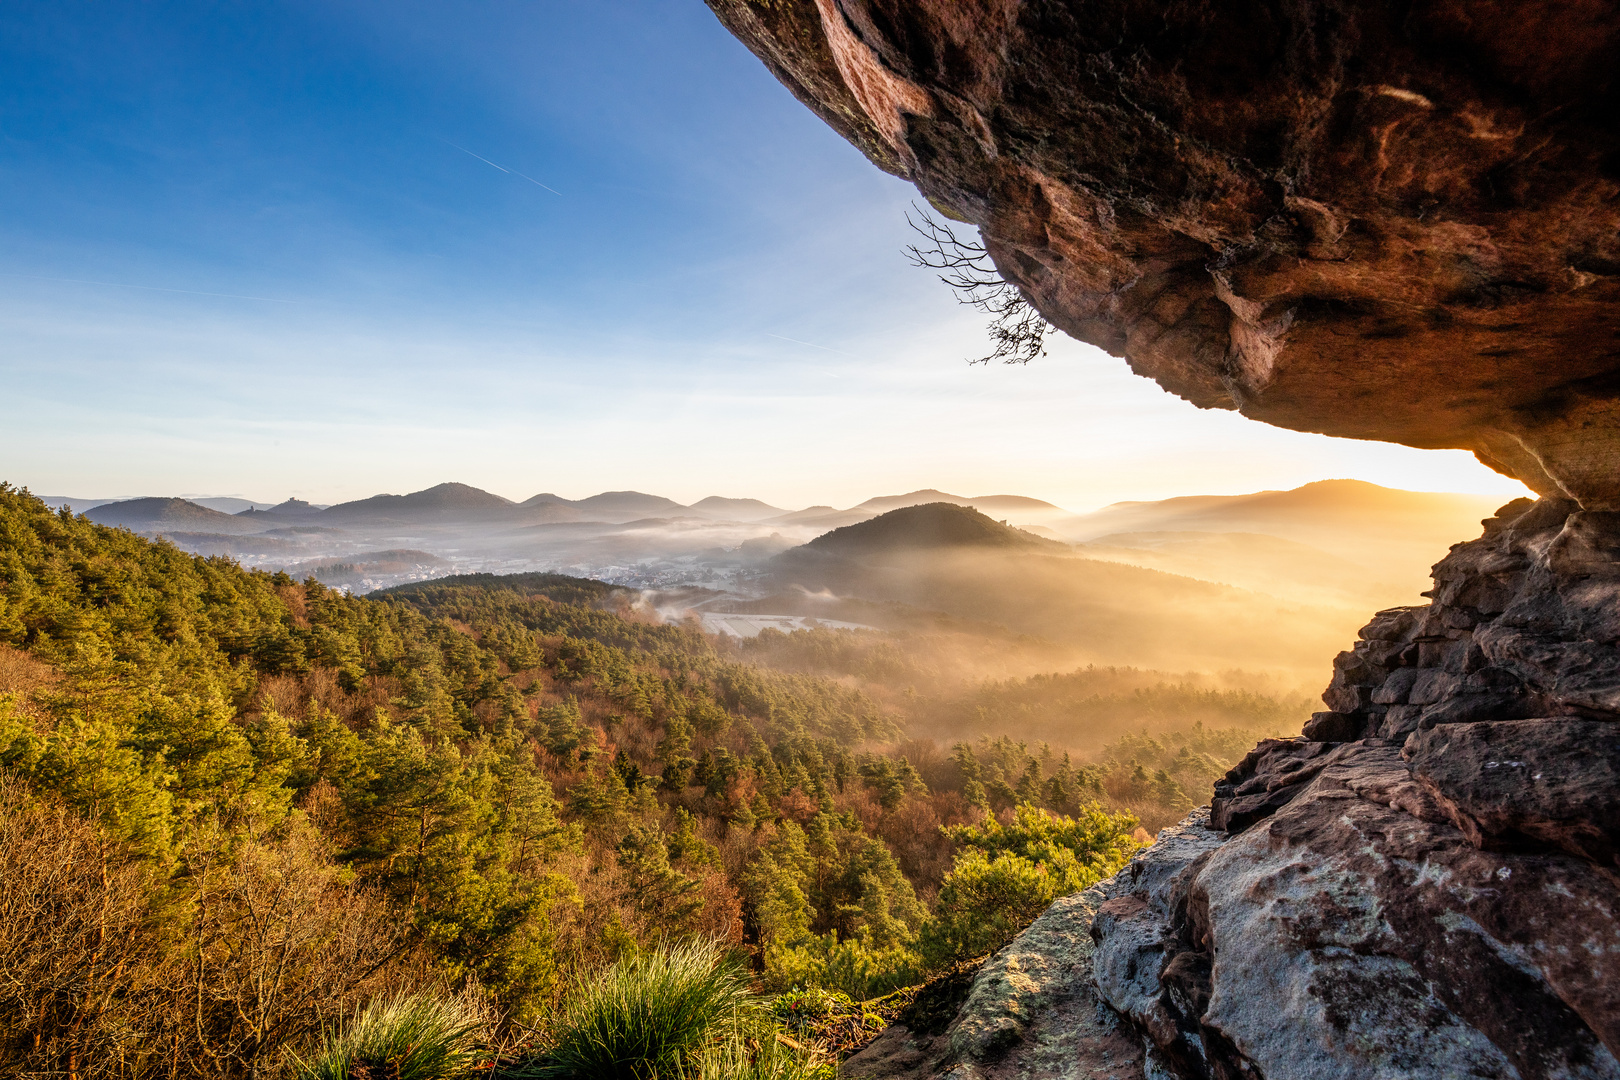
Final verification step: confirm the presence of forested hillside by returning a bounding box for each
[0,485,1298,1077]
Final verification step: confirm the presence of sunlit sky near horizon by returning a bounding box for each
[1,1,1531,514]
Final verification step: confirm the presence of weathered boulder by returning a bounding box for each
[1202,749,1620,1079]
[1405,718,1620,865]
[1087,811,1229,1079]
[706,0,1620,507]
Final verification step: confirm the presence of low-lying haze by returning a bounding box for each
[33,476,1510,693]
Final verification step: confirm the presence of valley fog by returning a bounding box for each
[44,477,1507,805]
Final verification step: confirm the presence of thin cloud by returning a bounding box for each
[0,273,296,303]
[442,139,563,196]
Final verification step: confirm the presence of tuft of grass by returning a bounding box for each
[511,938,825,1080]
[690,1030,832,1080]
[292,991,487,1080]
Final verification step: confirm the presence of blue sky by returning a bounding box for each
[0,1,1527,510]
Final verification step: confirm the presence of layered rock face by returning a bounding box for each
[1086,497,1620,1079]
[706,0,1620,506]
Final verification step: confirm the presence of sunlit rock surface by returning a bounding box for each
[840,880,1148,1079]
[845,499,1620,1079]
[706,0,1620,506]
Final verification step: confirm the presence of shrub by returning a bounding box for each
[292,991,488,1080]
[919,849,1066,965]
[761,932,922,1000]
[0,778,167,1075]
[0,779,418,1079]
[940,802,1142,875]
[921,802,1141,965]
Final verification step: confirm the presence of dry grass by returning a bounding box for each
[0,645,57,718]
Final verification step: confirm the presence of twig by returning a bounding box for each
[904,204,1053,365]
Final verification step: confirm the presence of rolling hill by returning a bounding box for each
[318,482,517,524]
[189,496,275,514]
[688,496,785,521]
[793,502,1065,557]
[1056,479,1503,552]
[766,490,1075,532]
[766,503,1364,678]
[1075,530,1401,608]
[236,498,327,523]
[567,490,690,520]
[854,489,1067,517]
[84,497,264,534]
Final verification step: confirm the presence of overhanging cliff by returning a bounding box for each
[707,0,1620,507]
[706,3,1620,1077]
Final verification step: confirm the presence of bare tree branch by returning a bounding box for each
[904,203,1053,365]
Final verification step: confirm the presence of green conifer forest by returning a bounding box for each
[0,485,1299,1076]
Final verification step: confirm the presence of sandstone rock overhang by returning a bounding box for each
[706,0,1620,507]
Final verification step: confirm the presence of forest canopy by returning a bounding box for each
[0,485,1300,1077]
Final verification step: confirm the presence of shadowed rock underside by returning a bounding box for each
[706,0,1620,507]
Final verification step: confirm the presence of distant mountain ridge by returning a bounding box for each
[1053,478,1508,590]
[1061,479,1503,538]
[854,489,1063,515]
[51,479,1514,539]
[65,481,1076,532]
[57,476,1513,609]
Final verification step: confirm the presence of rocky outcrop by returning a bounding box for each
[706,0,1620,507]
[1087,496,1620,1079]
[841,823,1220,1080]
[1290,492,1620,879]
[843,497,1620,1079]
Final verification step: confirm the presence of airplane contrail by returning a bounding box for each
[1,273,297,303]
[442,139,563,196]
[509,168,564,196]
[765,333,861,358]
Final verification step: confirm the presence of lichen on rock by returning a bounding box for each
[841,878,1146,1078]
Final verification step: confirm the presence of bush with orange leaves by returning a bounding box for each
[0,778,424,1080]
